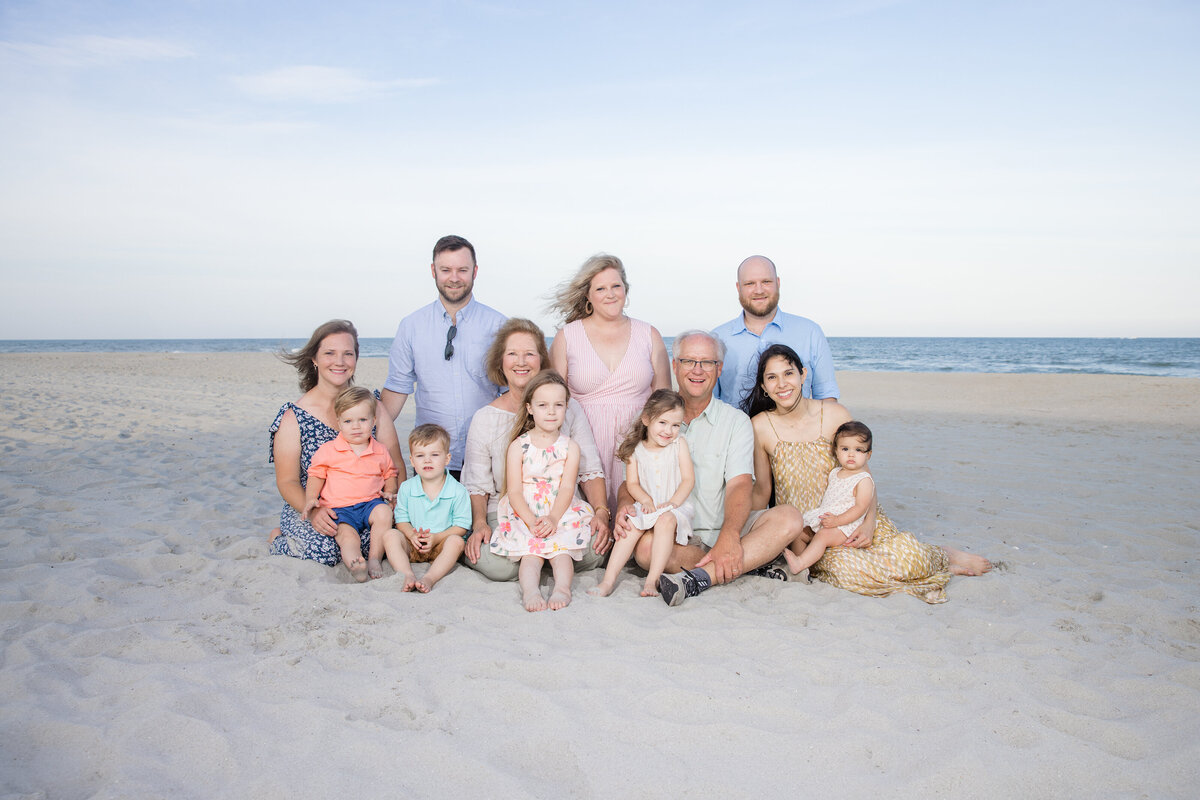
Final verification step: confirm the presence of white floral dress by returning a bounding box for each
[491,433,594,561]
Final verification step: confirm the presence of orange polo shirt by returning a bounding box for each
[307,434,398,508]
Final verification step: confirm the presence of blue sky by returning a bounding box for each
[1,0,1196,338]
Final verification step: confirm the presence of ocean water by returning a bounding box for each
[2,337,1197,378]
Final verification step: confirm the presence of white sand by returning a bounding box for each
[1,354,1198,798]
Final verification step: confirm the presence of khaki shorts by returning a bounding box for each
[687,508,768,549]
[408,540,444,564]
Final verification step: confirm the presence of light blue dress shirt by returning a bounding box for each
[712,309,839,407]
[385,297,506,470]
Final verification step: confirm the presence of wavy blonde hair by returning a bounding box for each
[548,253,630,324]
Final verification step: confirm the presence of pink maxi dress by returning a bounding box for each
[559,317,656,510]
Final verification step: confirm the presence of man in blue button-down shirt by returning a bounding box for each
[380,236,506,477]
[713,255,839,408]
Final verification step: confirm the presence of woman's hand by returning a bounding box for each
[309,506,338,537]
[844,527,873,548]
[465,523,491,564]
[589,508,612,554]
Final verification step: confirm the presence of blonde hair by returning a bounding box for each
[500,371,570,496]
[334,386,375,418]
[484,318,550,387]
[548,253,630,324]
[409,423,451,452]
[616,389,685,463]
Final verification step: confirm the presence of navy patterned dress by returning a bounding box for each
[268,402,372,566]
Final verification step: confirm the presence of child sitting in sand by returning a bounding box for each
[590,389,695,598]
[378,424,470,592]
[304,386,399,582]
[490,371,594,612]
[784,420,876,576]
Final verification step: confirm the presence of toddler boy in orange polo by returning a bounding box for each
[304,387,399,582]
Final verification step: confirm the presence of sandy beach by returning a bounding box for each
[1,352,1197,798]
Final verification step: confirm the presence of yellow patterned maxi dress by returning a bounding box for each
[769,426,951,604]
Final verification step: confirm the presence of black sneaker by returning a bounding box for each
[657,569,702,607]
[747,558,790,582]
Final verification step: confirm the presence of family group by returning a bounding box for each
[268,235,991,610]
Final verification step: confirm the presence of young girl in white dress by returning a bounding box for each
[490,371,594,612]
[784,420,877,575]
[590,389,695,597]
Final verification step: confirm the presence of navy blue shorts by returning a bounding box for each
[333,498,389,534]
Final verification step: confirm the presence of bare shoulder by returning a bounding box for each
[821,399,853,430]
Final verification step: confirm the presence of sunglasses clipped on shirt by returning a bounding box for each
[444,324,458,360]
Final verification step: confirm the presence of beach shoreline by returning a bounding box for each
[1,353,1197,797]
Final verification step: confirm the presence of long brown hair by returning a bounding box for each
[501,371,570,495]
[616,389,685,463]
[508,370,571,447]
[278,319,359,393]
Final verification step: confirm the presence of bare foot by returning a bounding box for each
[268,527,281,543]
[400,572,419,591]
[640,579,659,597]
[587,582,615,597]
[523,589,548,612]
[945,547,992,576]
[782,548,804,575]
[345,556,369,583]
[414,580,432,593]
[548,588,572,610]
[366,558,384,580]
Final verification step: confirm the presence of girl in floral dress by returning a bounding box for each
[491,371,594,612]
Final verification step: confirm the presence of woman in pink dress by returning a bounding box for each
[549,254,671,513]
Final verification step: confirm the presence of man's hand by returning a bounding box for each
[612,504,636,539]
[694,536,744,584]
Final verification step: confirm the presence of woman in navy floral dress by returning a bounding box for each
[268,320,405,567]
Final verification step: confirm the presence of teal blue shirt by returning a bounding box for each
[394,472,471,536]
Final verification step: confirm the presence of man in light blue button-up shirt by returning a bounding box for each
[380,236,506,475]
[713,255,839,408]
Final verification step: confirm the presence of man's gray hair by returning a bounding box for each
[672,329,726,361]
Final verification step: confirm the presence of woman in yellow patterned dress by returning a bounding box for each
[744,344,990,603]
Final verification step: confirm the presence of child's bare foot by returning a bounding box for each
[587,581,615,597]
[945,547,992,576]
[366,558,383,580]
[523,589,548,612]
[548,587,571,610]
[400,572,419,591]
[413,579,432,593]
[345,556,369,583]
[782,548,804,575]
[640,579,659,597]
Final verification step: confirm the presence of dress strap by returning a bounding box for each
[765,411,782,439]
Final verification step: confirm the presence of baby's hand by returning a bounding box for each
[382,491,396,507]
[640,501,658,514]
[302,500,319,520]
[819,512,836,527]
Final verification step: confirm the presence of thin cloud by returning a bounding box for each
[0,35,192,66]
[232,66,439,103]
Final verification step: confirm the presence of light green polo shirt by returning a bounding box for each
[395,472,472,536]
[681,398,754,547]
